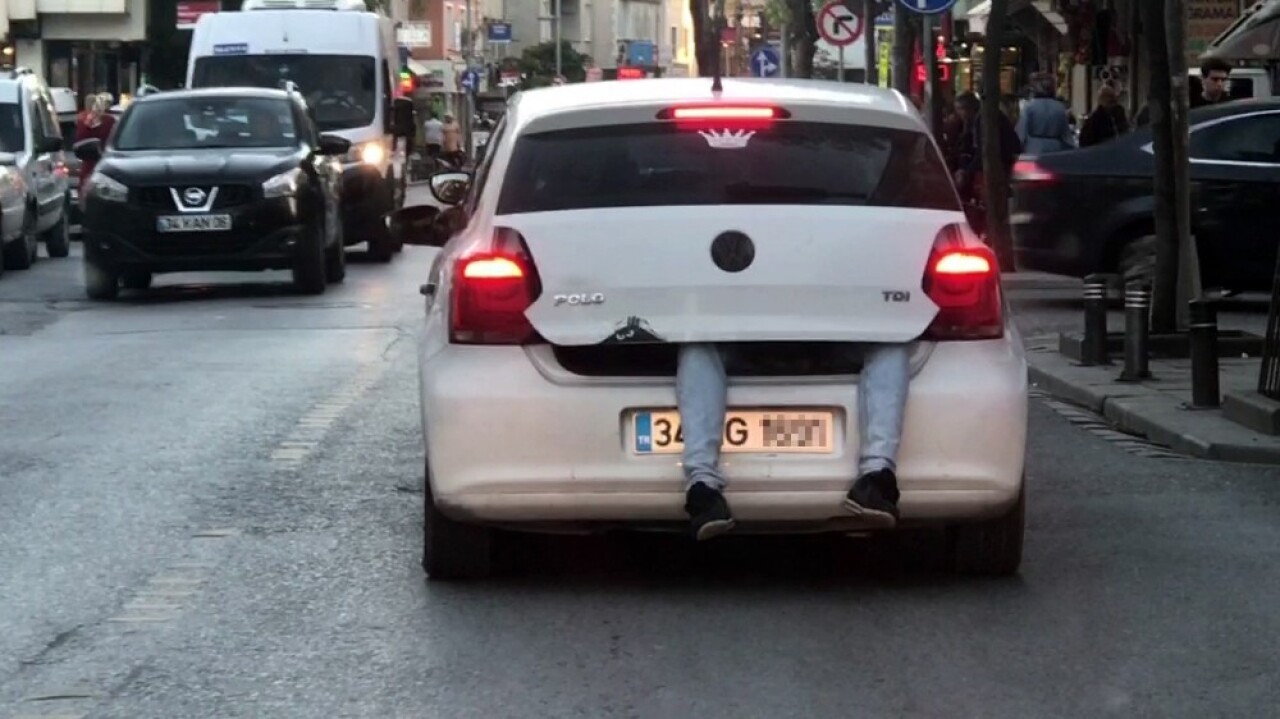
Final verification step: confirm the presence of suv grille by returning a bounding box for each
[133,185,256,211]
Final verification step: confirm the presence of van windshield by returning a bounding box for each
[191,55,376,132]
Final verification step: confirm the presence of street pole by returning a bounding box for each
[554,0,562,78]
[864,0,876,85]
[891,4,911,95]
[1165,0,1200,330]
[780,22,789,77]
[922,12,935,132]
[839,45,845,82]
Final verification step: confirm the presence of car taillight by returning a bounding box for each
[923,224,1003,341]
[449,227,542,345]
[1012,159,1056,183]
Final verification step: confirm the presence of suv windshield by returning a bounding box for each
[191,55,375,132]
[0,103,24,153]
[113,96,298,151]
[497,121,959,214]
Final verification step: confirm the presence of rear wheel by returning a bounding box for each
[422,462,493,580]
[84,258,119,300]
[3,210,38,270]
[292,226,327,295]
[44,206,71,258]
[949,482,1025,577]
[121,270,152,290]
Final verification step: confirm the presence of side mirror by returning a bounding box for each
[317,133,352,156]
[72,138,102,163]
[39,136,64,154]
[386,205,445,247]
[429,170,471,205]
[392,97,416,138]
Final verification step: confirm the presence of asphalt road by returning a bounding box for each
[3,191,1279,718]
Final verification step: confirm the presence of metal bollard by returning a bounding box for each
[1189,298,1220,408]
[1120,279,1152,381]
[1082,273,1112,366]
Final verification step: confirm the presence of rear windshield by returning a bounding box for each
[496,121,959,214]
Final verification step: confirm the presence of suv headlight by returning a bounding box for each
[345,141,385,166]
[85,173,127,203]
[263,168,302,198]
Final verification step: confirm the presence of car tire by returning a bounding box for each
[422,462,493,580]
[84,259,119,300]
[121,270,152,290]
[44,208,71,259]
[949,483,1025,578]
[292,226,327,296]
[3,210,38,271]
[325,233,346,284]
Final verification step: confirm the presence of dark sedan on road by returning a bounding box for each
[73,87,351,300]
[1012,98,1280,292]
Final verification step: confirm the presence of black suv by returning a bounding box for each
[73,87,351,299]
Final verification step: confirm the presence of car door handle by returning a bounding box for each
[419,282,436,297]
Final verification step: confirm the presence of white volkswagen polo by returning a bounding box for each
[394,77,1028,580]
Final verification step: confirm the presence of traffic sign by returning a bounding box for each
[749,46,780,78]
[817,1,863,47]
[897,0,958,15]
[460,69,480,92]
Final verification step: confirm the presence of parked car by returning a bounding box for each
[74,86,350,299]
[390,78,1029,580]
[1012,97,1280,291]
[0,163,29,280]
[0,67,72,269]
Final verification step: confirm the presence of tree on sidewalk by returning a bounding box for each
[1139,0,1183,333]
[980,0,1015,271]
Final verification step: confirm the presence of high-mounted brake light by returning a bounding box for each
[923,225,1003,341]
[450,228,542,345]
[671,106,778,121]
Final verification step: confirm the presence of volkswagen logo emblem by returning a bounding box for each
[710,230,755,273]
[182,187,208,206]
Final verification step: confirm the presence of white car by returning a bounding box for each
[394,78,1029,580]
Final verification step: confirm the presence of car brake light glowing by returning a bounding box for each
[450,228,542,345]
[462,257,524,279]
[923,224,1003,341]
[1012,159,1056,183]
[671,106,778,121]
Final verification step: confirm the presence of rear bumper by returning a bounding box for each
[420,338,1028,529]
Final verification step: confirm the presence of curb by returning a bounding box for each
[1026,350,1280,466]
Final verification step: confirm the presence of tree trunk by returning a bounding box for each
[690,0,716,77]
[891,6,913,95]
[788,0,819,78]
[1165,0,1199,330]
[981,0,1015,271]
[1141,0,1178,333]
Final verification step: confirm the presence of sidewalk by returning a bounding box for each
[1025,336,1280,464]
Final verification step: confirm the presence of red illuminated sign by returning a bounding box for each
[617,67,645,80]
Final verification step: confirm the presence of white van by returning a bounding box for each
[186,0,415,260]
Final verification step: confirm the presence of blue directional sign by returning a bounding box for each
[460,69,480,92]
[897,0,958,14]
[487,21,512,44]
[750,46,780,78]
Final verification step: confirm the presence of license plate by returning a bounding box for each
[631,409,836,455]
[156,214,231,233]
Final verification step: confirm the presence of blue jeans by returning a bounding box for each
[675,343,912,492]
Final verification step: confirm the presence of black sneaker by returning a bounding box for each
[685,482,735,541]
[843,469,901,523]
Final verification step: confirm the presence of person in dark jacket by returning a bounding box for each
[1079,84,1130,146]
[1016,73,1076,154]
[1135,57,1234,126]
[952,92,1020,204]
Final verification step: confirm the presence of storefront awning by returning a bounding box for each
[968,0,1067,37]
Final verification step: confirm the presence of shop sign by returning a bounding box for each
[177,0,221,30]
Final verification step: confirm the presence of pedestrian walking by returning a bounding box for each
[1016,73,1075,154]
[1079,84,1130,147]
[75,94,116,196]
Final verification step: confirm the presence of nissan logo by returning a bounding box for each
[182,187,207,206]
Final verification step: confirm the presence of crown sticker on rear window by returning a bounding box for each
[698,129,755,150]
